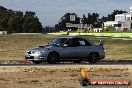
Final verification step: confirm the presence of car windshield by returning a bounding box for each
[48,38,67,46]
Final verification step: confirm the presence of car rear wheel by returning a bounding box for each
[47,53,58,64]
[32,61,41,64]
[88,53,99,63]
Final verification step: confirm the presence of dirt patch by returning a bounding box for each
[0,65,131,88]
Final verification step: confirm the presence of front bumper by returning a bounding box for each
[25,54,47,61]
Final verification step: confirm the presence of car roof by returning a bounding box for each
[58,36,88,39]
[57,36,94,45]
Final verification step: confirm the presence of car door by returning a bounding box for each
[79,39,92,58]
[59,39,80,60]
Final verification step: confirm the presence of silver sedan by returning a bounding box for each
[25,37,105,64]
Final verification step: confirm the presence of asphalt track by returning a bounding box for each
[0,60,132,66]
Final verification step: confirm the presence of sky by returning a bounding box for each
[0,0,132,27]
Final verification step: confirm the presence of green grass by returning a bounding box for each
[88,36,132,60]
[48,32,132,38]
[0,34,57,60]
[0,34,132,60]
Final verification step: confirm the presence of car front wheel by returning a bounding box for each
[88,53,99,63]
[47,53,58,64]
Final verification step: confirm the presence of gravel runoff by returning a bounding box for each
[0,60,132,65]
[0,60,32,64]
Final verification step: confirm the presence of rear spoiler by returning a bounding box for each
[99,39,104,46]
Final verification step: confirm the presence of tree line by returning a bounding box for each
[0,6,43,33]
[0,6,128,33]
[55,10,127,31]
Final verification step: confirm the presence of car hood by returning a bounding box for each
[29,45,53,51]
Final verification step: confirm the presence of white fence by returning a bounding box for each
[0,31,7,35]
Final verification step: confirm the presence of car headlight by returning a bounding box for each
[32,51,41,55]
[34,51,41,54]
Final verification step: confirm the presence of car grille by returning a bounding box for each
[26,56,34,59]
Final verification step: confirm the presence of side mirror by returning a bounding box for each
[63,44,68,47]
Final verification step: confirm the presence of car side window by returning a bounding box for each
[64,38,91,47]
[72,39,80,46]
[76,38,91,46]
[64,39,79,47]
[78,40,86,46]
[82,39,91,46]
[64,39,72,47]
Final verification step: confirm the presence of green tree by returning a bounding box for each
[107,10,127,21]
[0,17,9,31]
[8,16,24,33]
[0,6,43,33]
[22,16,42,33]
[81,14,87,24]
[55,13,80,31]
[103,26,116,32]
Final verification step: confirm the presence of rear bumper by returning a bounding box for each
[100,55,105,59]
[99,52,105,59]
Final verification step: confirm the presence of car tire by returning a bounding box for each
[32,61,41,64]
[88,53,99,63]
[47,53,58,64]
